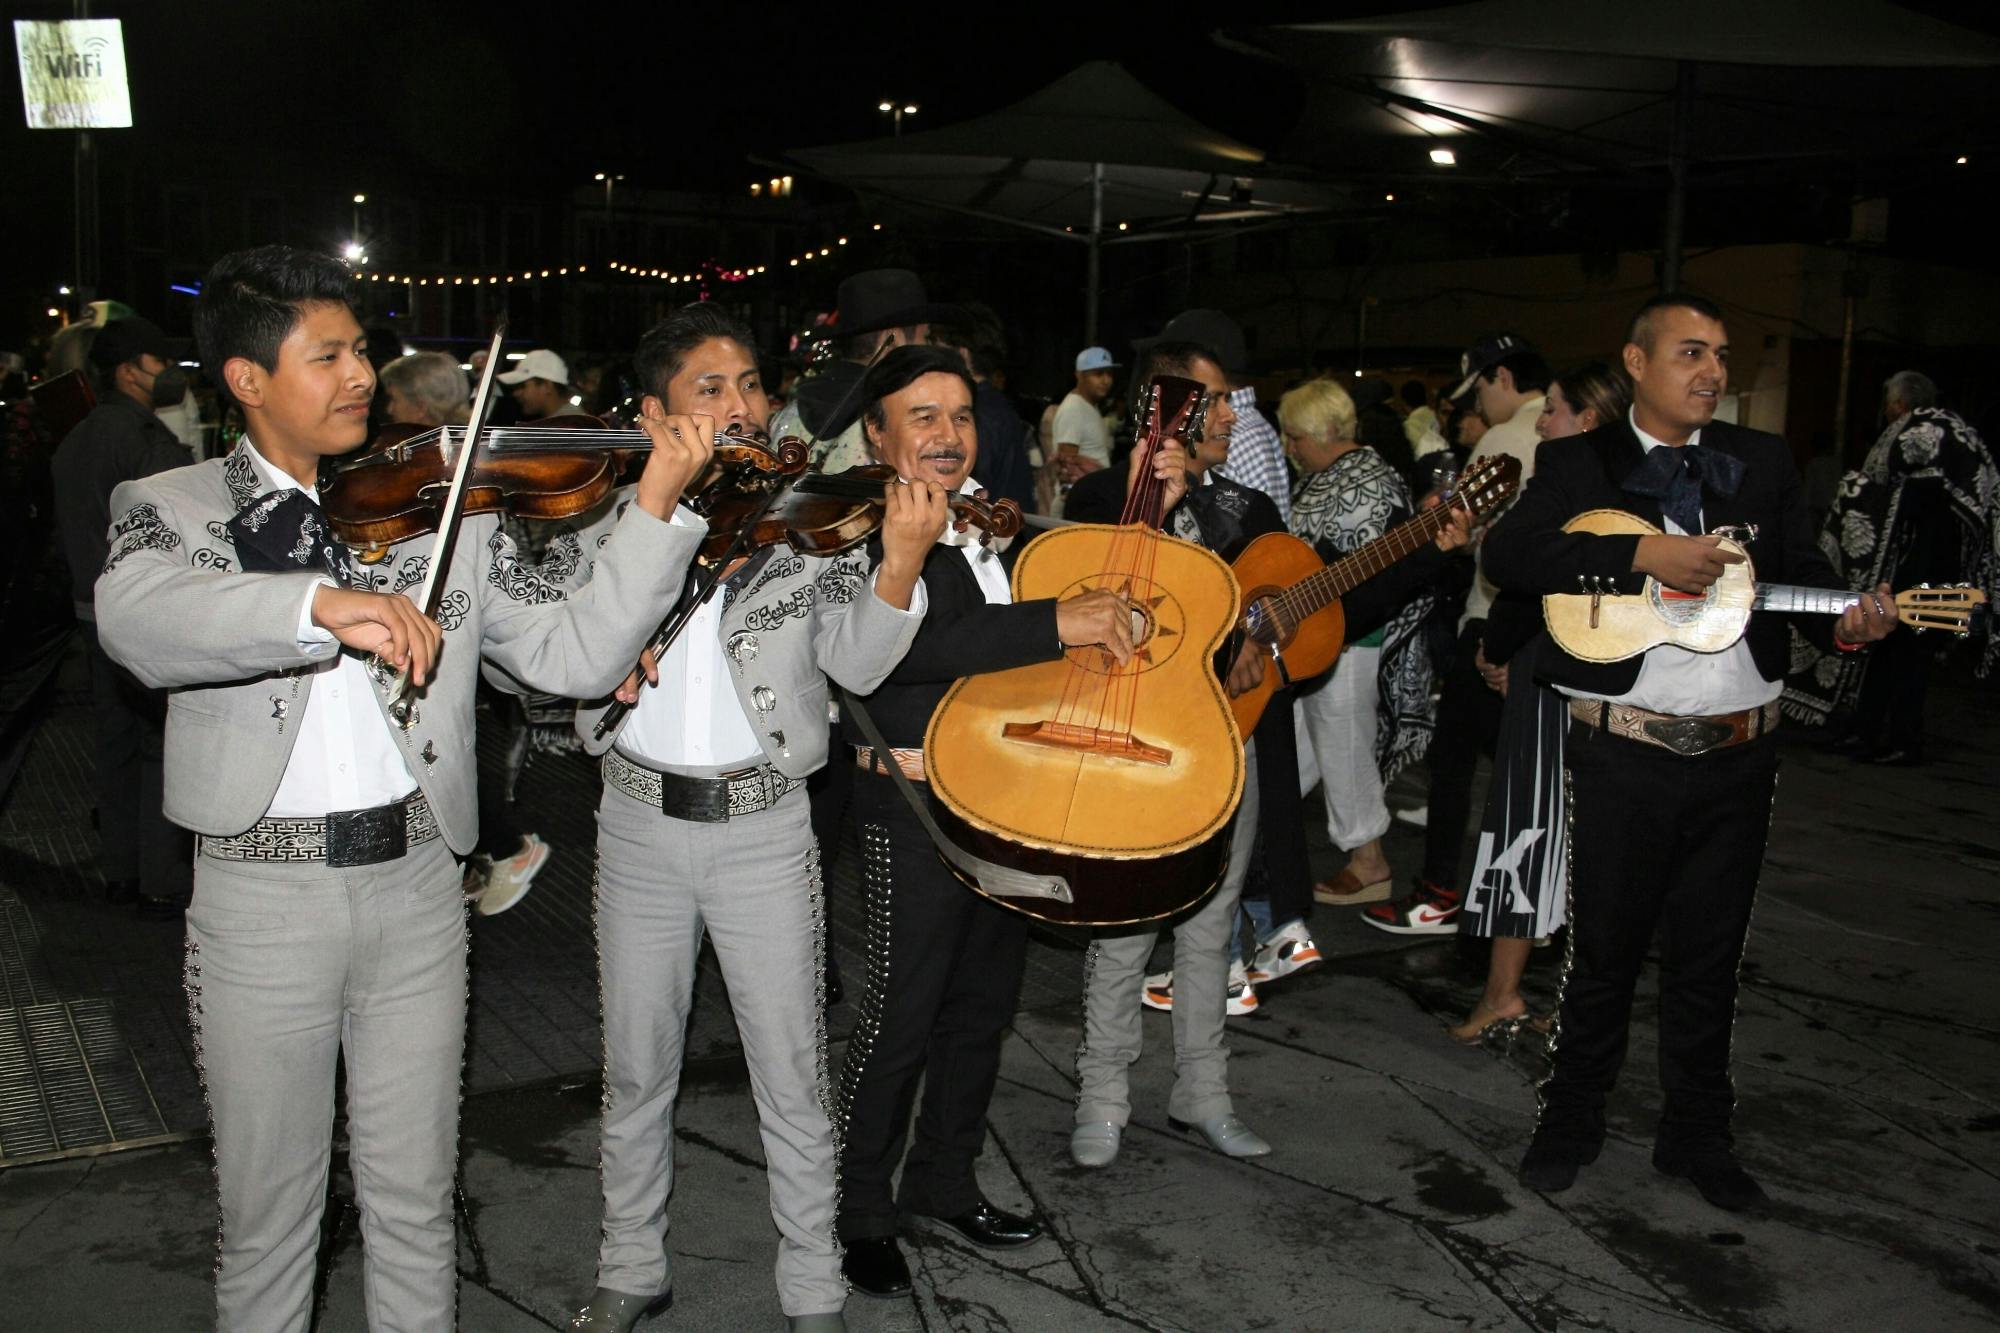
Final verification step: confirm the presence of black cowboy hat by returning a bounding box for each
[832,268,965,338]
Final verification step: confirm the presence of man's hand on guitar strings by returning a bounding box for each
[1634,533,1745,594]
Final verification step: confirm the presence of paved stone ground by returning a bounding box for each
[1,643,1996,1331]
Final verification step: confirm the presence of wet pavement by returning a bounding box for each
[1,643,1996,1331]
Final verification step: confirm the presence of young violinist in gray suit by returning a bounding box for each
[528,305,946,1333]
[93,245,711,1333]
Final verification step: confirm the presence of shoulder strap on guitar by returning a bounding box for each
[838,687,1075,906]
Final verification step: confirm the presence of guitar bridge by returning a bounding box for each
[1001,720,1173,766]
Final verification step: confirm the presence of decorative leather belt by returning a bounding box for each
[200,790,438,866]
[1568,697,1779,758]
[854,745,927,782]
[603,748,801,823]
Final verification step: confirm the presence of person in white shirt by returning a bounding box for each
[551,305,948,1333]
[1046,346,1119,509]
[94,245,706,1332]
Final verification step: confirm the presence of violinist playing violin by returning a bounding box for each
[522,304,950,1333]
[92,245,709,1333]
[832,344,1177,1301]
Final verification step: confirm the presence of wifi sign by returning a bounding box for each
[13,18,133,129]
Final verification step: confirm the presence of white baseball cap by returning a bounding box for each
[496,348,570,385]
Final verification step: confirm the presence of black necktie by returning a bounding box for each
[1622,444,1744,535]
[227,489,364,587]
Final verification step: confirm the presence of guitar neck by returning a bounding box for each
[1752,583,1859,616]
[1289,504,1453,617]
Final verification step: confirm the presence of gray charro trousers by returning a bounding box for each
[592,778,843,1317]
[1075,742,1261,1127]
[185,836,465,1333]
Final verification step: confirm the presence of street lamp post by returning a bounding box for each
[876,101,918,137]
[595,172,624,218]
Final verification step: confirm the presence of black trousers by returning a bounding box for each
[1421,621,1505,890]
[83,623,191,899]
[1541,723,1778,1153]
[1241,690,1313,928]
[1851,625,1928,755]
[835,771,1029,1239]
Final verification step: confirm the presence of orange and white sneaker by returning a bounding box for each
[1139,964,1260,1017]
[1247,920,1323,985]
[476,833,550,917]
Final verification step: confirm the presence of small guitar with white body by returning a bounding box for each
[1545,509,1985,663]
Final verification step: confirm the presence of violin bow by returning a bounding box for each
[378,322,508,719]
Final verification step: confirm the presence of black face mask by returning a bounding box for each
[145,365,189,409]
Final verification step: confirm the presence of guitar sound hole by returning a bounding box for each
[1243,595,1287,646]
[1649,580,1715,625]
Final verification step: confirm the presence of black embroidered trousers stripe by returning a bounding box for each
[1542,725,1778,1154]
[834,773,1029,1240]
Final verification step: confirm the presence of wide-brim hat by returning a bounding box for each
[832,268,965,338]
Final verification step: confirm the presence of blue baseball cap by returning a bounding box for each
[1075,347,1121,372]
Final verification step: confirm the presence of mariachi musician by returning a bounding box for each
[510,304,950,1333]
[832,343,1177,1299]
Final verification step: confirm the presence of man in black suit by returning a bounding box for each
[1484,294,1899,1211]
[832,344,1176,1299]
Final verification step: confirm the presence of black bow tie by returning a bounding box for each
[227,489,363,587]
[1622,443,1744,535]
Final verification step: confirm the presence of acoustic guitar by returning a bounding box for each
[923,376,1245,926]
[1544,509,1986,662]
[1227,453,1522,736]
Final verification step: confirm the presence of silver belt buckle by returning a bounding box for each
[1640,715,1733,757]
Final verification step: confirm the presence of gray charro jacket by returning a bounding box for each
[550,488,925,777]
[94,442,693,847]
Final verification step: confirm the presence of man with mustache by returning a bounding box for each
[1485,293,1900,1212]
[832,344,1174,1300]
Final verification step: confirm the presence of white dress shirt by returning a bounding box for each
[243,440,419,818]
[622,508,929,769]
[1565,413,1779,715]
[939,476,1012,605]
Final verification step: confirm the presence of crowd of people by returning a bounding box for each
[7,243,1997,1333]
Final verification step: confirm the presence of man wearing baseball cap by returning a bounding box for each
[1050,346,1120,486]
[497,347,588,420]
[51,315,197,917]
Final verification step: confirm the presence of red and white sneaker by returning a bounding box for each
[1247,920,1323,985]
[1360,879,1461,936]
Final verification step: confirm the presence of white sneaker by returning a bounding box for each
[1225,959,1259,1017]
[476,833,550,917]
[1142,966,1260,1017]
[1247,921,1324,985]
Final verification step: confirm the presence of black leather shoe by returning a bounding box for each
[1518,1129,1602,1194]
[1861,747,1924,767]
[914,1199,1042,1249]
[1654,1150,1768,1212]
[842,1236,911,1298]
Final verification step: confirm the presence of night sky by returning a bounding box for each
[6,1,1998,352]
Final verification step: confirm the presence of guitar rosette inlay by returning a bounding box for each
[1060,574,1185,675]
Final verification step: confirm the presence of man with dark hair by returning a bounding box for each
[548,305,947,1333]
[1366,333,1548,937]
[770,268,959,474]
[95,243,711,1330]
[1484,295,1898,1212]
[930,306,1034,513]
[833,343,1152,1301]
[51,315,196,916]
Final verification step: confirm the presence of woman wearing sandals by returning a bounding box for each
[1445,362,1631,1044]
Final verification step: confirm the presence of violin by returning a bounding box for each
[689,464,1024,564]
[319,416,809,558]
